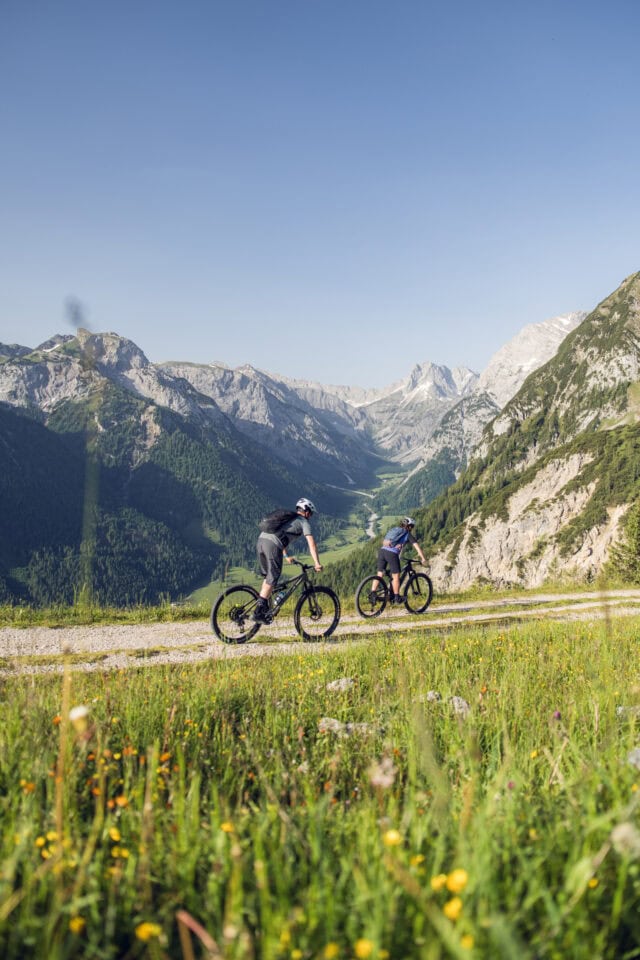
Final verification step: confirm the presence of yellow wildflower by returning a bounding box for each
[135,922,162,942]
[461,934,474,949]
[35,836,46,848]
[588,877,599,888]
[324,944,340,959]
[291,951,303,960]
[446,869,469,893]
[410,853,425,866]
[530,750,538,759]
[354,939,374,958]
[443,897,463,921]
[220,821,234,833]
[69,916,85,934]
[382,829,402,847]
[109,827,121,842]
[430,873,448,891]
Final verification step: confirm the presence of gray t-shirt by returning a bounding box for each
[259,516,312,550]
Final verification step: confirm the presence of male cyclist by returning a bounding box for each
[253,497,323,623]
[372,517,427,604]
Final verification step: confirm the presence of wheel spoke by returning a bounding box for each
[294,587,340,640]
[355,576,387,618]
[211,586,260,643]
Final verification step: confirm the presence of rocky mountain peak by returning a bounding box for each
[476,311,586,408]
[76,329,151,372]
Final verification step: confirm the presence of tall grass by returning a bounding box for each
[1,617,640,958]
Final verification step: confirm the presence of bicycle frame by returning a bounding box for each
[269,565,310,612]
[377,557,422,591]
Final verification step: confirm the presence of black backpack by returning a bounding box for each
[258,509,299,534]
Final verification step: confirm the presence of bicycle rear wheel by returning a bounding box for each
[211,585,261,643]
[403,573,433,614]
[294,586,341,641]
[355,575,388,618]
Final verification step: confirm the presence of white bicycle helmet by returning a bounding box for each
[296,497,316,515]
[402,516,416,527]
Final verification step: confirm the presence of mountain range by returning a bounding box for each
[3,274,633,604]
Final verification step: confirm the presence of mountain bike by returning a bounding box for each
[355,558,433,618]
[211,560,341,643]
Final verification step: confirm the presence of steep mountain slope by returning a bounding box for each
[416,273,640,589]
[349,362,478,462]
[160,360,380,486]
[384,312,585,511]
[163,359,478,473]
[0,332,345,604]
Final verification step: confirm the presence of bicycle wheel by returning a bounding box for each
[211,585,261,643]
[294,586,341,641]
[355,575,388,618]
[403,573,433,614]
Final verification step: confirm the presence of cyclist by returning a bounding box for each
[371,517,427,604]
[253,497,323,623]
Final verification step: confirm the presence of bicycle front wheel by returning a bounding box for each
[403,573,433,614]
[211,585,261,643]
[355,575,388,618]
[294,586,341,641]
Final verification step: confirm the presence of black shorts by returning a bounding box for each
[377,547,401,575]
[257,536,283,586]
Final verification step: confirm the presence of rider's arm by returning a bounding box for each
[305,534,323,571]
[415,543,427,564]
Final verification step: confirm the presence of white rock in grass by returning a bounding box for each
[427,690,443,702]
[617,706,640,719]
[627,748,640,770]
[449,696,471,718]
[326,677,355,692]
[318,717,377,738]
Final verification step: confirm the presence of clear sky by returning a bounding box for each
[1,0,639,386]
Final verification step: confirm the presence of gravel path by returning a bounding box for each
[2,589,640,676]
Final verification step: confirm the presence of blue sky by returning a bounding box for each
[1,0,639,386]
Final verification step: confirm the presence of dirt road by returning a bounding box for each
[2,588,640,676]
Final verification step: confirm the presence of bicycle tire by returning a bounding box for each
[355,575,388,618]
[403,572,433,614]
[294,586,341,641]
[211,585,261,643]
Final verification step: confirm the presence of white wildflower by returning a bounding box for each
[69,705,90,732]
[368,756,397,789]
[611,822,640,859]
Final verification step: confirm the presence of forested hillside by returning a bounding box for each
[0,385,346,605]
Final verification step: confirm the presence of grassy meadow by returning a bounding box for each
[2,616,640,958]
